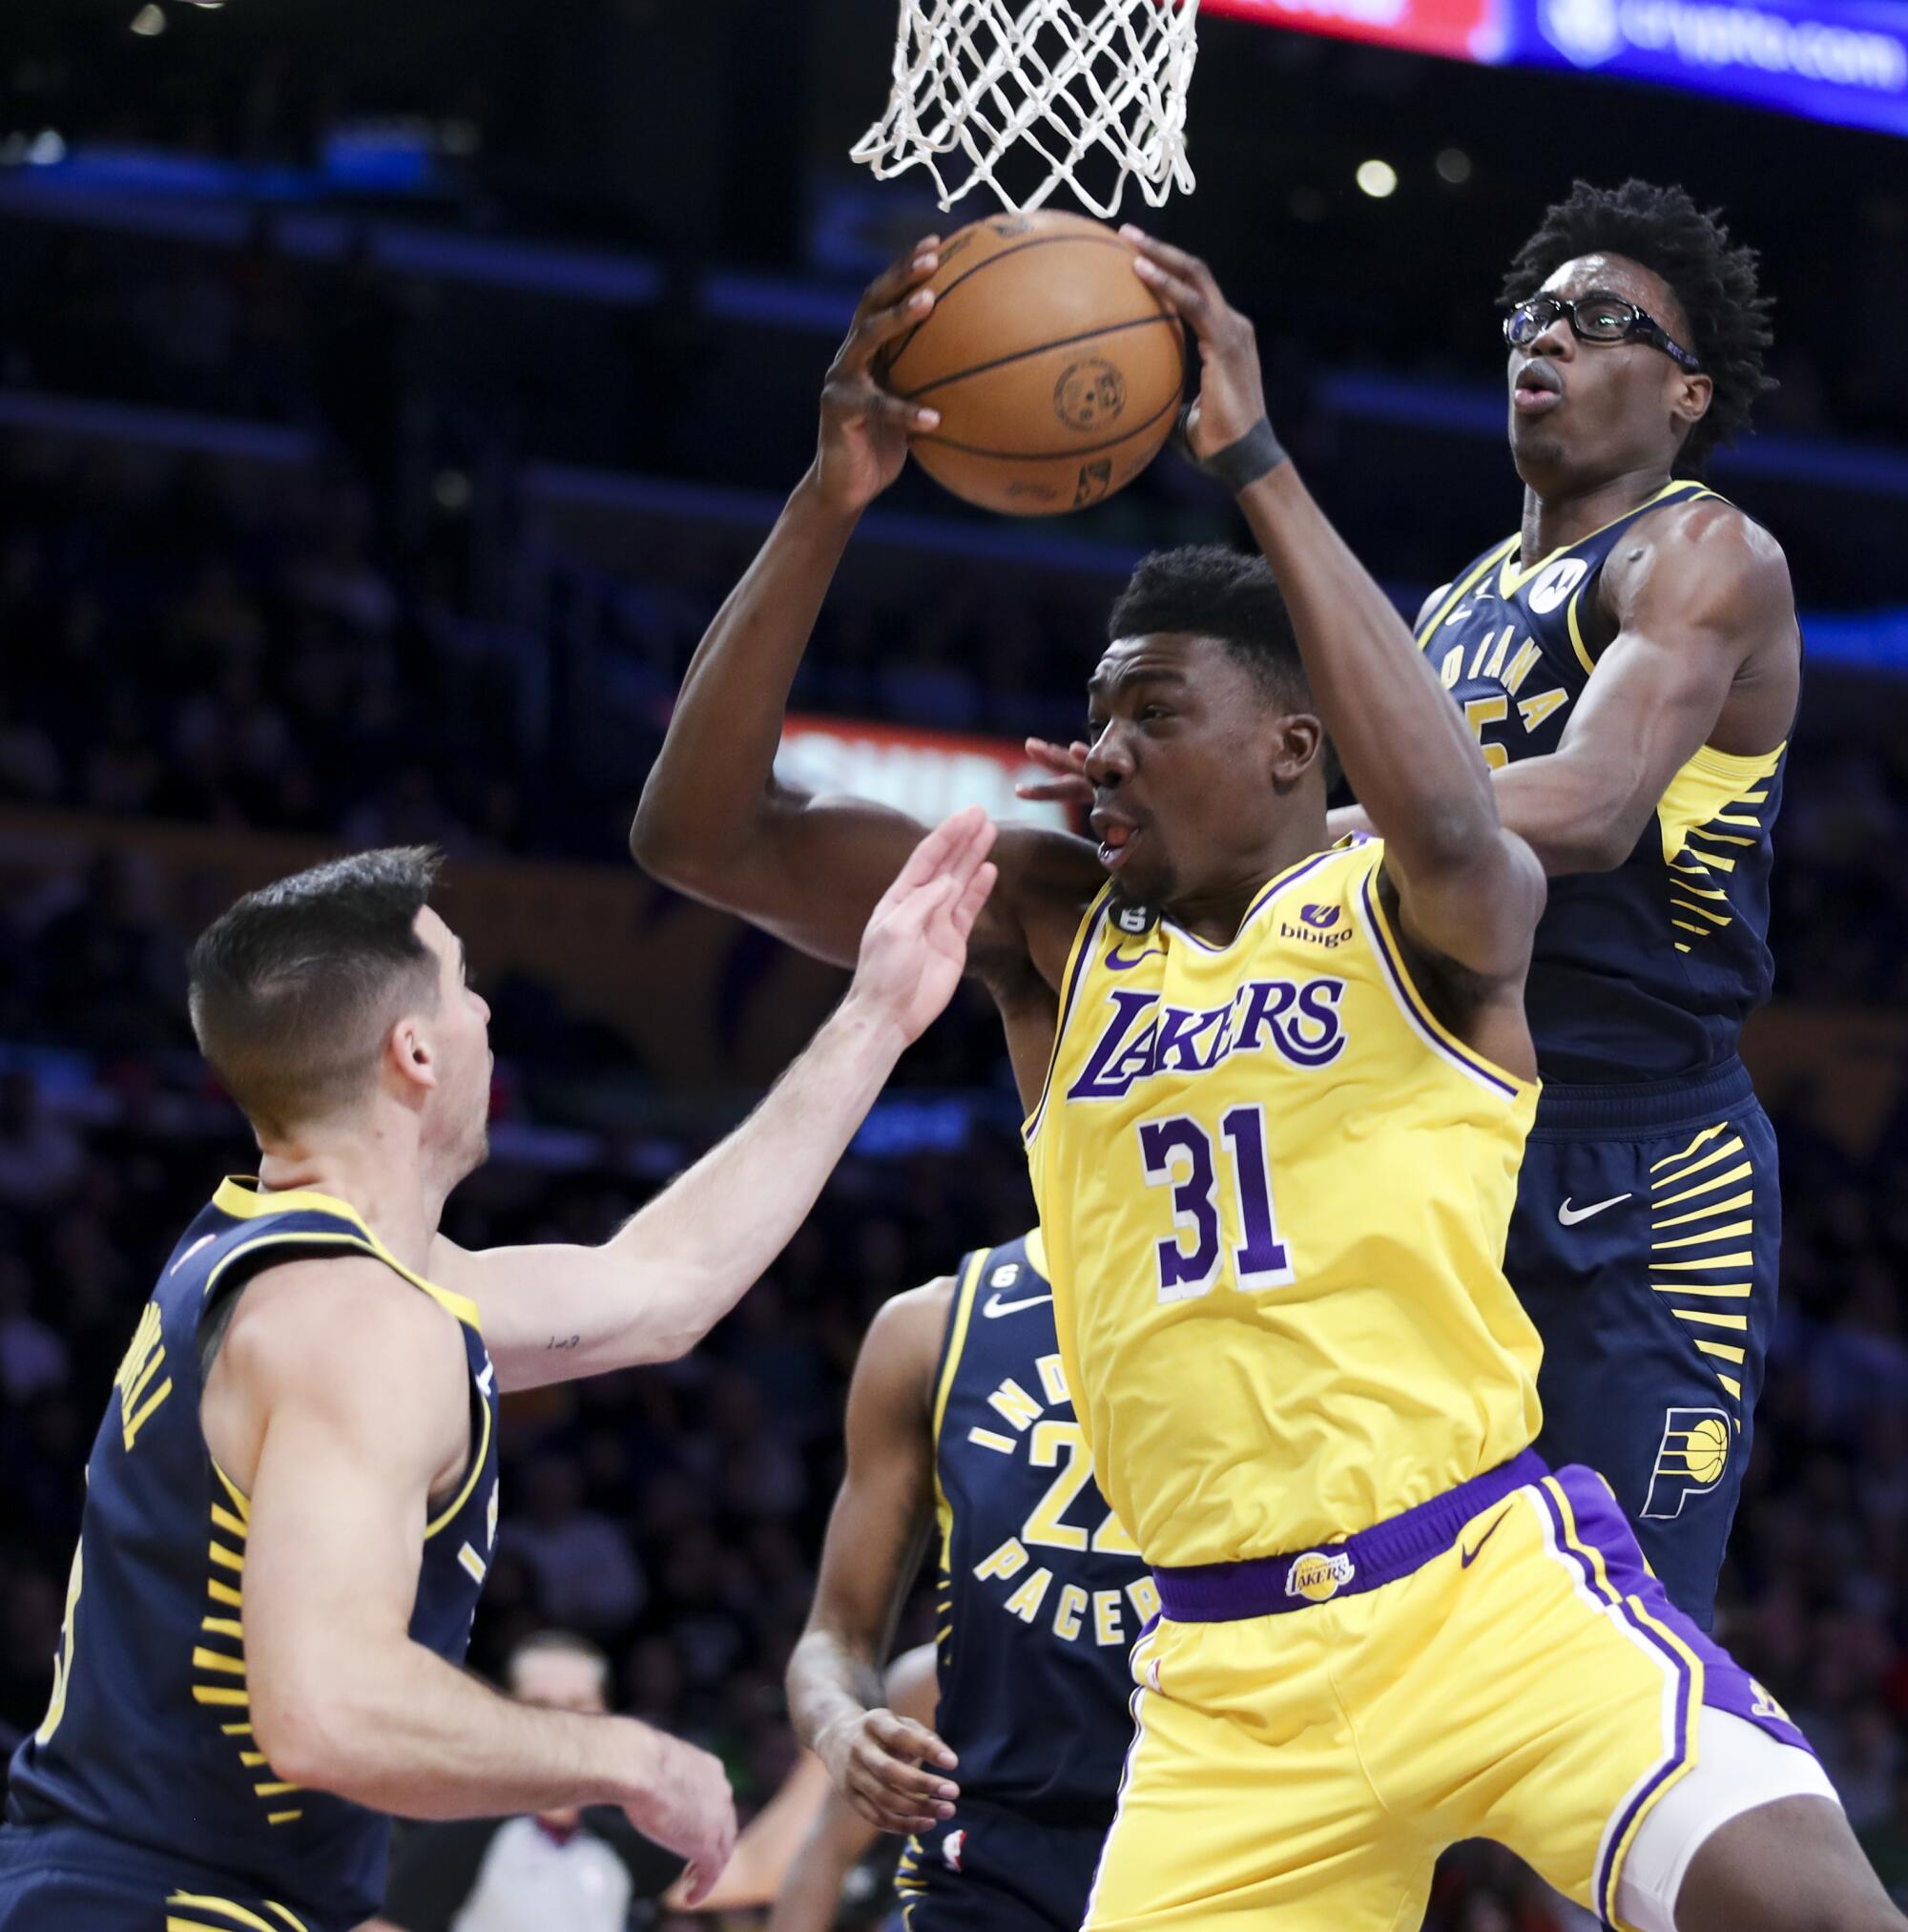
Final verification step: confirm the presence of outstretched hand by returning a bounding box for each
[1122,227,1271,462]
[812,237,945,516]
[818,1705,961,1836]
[847,806,999,1044]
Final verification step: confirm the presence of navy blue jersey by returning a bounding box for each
[930,1233,1151,1828]
[5,1178,500,1927]
[1422,480,1787,1083]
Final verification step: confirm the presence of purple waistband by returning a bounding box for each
[1151,1447,1549,1623]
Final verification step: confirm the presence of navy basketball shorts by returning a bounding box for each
[1506,1057,1778,1631]
[897,1800,1110,1932]
[0,1822,335,1932]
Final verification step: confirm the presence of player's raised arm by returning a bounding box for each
[434,813,997,1388]
[629,239,1096,988]
[786,1286,959,1837]
[1127,230,1545,999]
[216,1261,737,1900]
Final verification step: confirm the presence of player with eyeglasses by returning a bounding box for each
[1342,178,1800,1629]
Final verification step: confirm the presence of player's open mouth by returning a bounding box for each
[1513,364,1565,415]
[1095,821,1140,871]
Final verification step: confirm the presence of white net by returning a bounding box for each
[851,0,1201,218]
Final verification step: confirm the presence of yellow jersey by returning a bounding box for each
[1025,836,1543,1568]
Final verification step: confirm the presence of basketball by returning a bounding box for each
[879,210,1187,518]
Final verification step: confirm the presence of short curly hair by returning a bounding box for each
[1501,178,1775,473]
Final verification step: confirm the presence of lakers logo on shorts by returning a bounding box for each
[1285,1550,1356,1603]
[1642,1405,1732,1519]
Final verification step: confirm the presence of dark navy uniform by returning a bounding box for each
[0,1178,500,1931]
[895,1234,1150,1932]
[1422,479,1788,1625]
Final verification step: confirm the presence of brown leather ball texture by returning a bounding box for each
[878,210,1188,518]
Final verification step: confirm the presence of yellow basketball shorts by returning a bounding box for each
[1084,1460,1815,1930]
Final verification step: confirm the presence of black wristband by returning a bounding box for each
[1179,407,1288,491]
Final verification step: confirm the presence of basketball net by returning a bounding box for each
[852,0,1201,217]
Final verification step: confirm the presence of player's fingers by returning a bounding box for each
[941,811,999,888]
[1130,253,1207,324]
[843,284,939,375]
[949,860,999,941]
[867,1709,962,1772]
[1120,225,1215,294]
[1024,736,1090,773]
[1014,778,1086,801]
[890,804,988,896]
[854,238,943,323]
[822,375,940,436]
[678,1862,710,1907]
[859,1735,959,1801]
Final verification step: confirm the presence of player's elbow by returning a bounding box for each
[250,1669,363,1796]
[628,786,705,889]
[1400,800,1500,881]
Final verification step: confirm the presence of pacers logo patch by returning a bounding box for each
[1642,1406,1732,1519]
[1285,1550,1356,1603]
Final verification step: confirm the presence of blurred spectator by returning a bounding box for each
[369,1631,684,1932]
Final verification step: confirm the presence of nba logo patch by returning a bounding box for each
[943,1829,967,1871]
[1285,1550,1356,1603]
[1642,1406,1732,1519]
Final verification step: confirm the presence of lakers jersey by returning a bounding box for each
[1024,840,1541,1569]
[5,1179,499,1927]
[1423,480,1787,1083]
[928,1233,1152,1825]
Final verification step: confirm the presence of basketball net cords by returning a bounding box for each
[853,0,1200,218]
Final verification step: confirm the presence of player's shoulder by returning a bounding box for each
[221,1251,463,1393]
[852,1275,959,1410]
[1607,489,1794,613]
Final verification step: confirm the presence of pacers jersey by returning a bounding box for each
[930,1232,1154,1826]
[5,1178,500,1927]
[1422,479,1787,1083]
[1024,838,1541,1569]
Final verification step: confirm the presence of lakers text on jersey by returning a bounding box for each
[1,1179,499,1931]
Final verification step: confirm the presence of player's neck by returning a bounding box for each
[255,1126,449,1275]
[1519,460,1674,563]
[1166,818,1328,947]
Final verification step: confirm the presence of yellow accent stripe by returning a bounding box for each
[1606,1596,1707,1926]
[207,1578,243,1609]
[1651,1123,1729,1172]
[425,1353,493,1542]
[1670,921,1709,938]
[211,1505,249,1542]
[932,1252,990,1451]
[209,1542,244,1574]
[1653,1192,1752,1229]
[220,1721,253,1736]
[171,1919,247,1932]
[458,1544,487,1585]
[267,1811,303,1825]
[1654,1161,1753,1209]
[192,1647,246,1676]
[1653,1281,1752,1298]
[240,1751,268,1767]
[201,1616,244,1639]
[253,1780,301,1797]
[1672,1310,1750,1330]
[264,1908,311,1932]
[1696,1340,1748,1363]
[1717,1374,1743,1399]
[192,1685,249,1707]
[124,1380,175,1445]
[1688,828,1755,848]
[126,1348,168,1409]
[1415,536,1520,643]
[1653,1137,1746,1190]
[1652,1221,1753,1251]
[170,1895,284,1932]
[211,1461,252,1522]
[1670,898,1732,924]
[1653,1252,1752,1272]
[1715,812,1762,827]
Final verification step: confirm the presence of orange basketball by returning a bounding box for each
[878,210,1187,518]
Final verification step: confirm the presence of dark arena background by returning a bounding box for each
[3,1,1908,1926]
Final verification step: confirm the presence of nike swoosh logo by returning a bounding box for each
[1461,1508,1512,1568]
[1557,1193,1632,1226]
[1107,947,1164,971]
[982,1293,1053,1319]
